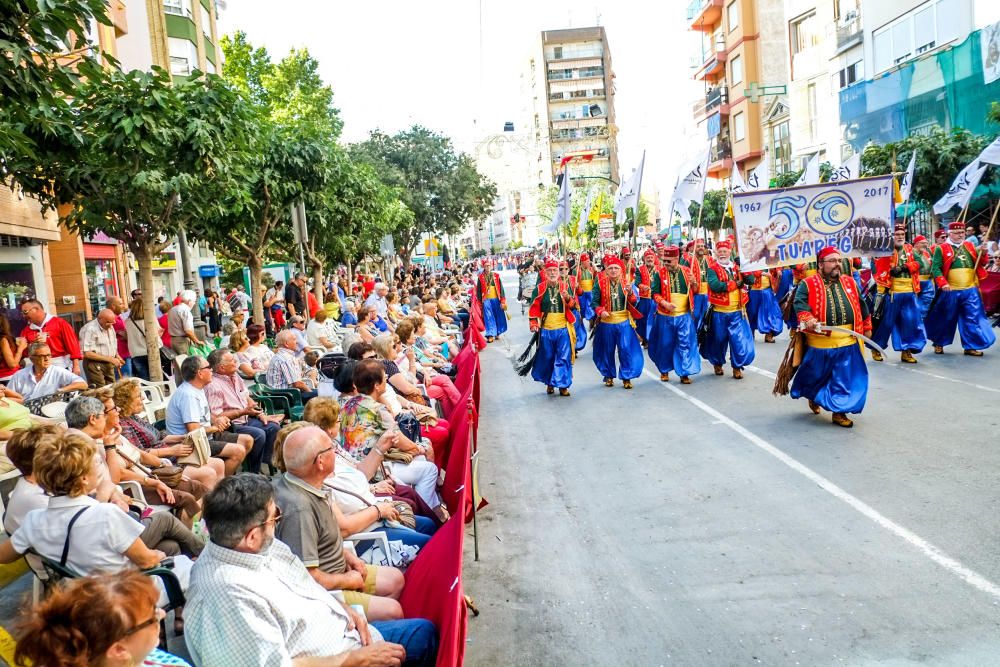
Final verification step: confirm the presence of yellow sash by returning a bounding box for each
[803,268,818,278]
[667,292,689,315]
[918,274,931,281]
[805,328,857,349]
[485,286,499,299]
[604,310,629,324]
[579,279,594,291]
[947,268,976,289]
[752,274,771,290]
[891,277,914,293]
[714,290,741,313]
[699,281,709,295]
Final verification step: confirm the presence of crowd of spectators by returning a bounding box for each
[0,262,483,665]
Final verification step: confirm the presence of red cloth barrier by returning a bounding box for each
[981,272,1000,315]
[399,510,468,667]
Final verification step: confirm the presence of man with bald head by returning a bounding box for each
[106,295,133,377]
[272,426,411,622]
[79,308,125,386]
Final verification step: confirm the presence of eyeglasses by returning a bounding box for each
[312,446,334,464]
[123,608,165,637]
[104,405,120,415]
[20,305,37,316]
[252,507,282,532]
[29,353,51,359]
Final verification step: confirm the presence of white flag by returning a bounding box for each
[829,153,861,182]
[730,164,748,195]
[670,196,691,223]
[978,135,1000,165]
[899,151,917,202]
[795,154,820,186]
[614,151,646,219]
[744,154,770,191]
[933,160,988,214]
[548,170,572,232]
[578,189,593,234]
[672,149,710,206]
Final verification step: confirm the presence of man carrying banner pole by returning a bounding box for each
[746,268,784,343]
[527,258,577,396]
[634,248,658,345]
[591,254,644,389]
[701,240,755,379]
[681,239,710,329]
[870,223,927,363]
[790,246,873,428]
[575,252,597,321]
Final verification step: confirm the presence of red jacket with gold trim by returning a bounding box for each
[476,271,506,307]
[874,244,921,292]
[594,273,643,320]
[798,273,871,334]
[528,279,576,329]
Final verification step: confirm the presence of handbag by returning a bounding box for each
[324,482,417,530]
[382,449,414,465]
[394,412,422,443]
[150,464,184,487]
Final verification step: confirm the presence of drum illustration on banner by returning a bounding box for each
[733,175,896,270]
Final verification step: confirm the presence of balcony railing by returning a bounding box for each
[709,139,732,164]
[692,85,729,117]
[835,14,863,51]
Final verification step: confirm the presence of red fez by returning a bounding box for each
[913,235,927,244]
[603,254,624,270]
[543,257,559,269]
[642,248,656,259]
[894,223,907,232]
[685,241,696,252]
[716,240,732,251]
[663,245,681,258]
[934,229,948,238]
[948,221,965,231]
[579,252,590,262]
[620,247,632,256]
[816,245,841,262]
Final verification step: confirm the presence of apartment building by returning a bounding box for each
[539,27,620,186]
[840,0,1000,153]
[688,0,787,183]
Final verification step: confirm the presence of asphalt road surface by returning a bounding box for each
[464,270,1000,667]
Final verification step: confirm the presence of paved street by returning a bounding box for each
[464,271,1000,666]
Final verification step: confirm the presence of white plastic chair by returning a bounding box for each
[343,531,391,559]
[117,480,171,515]
[39,401,68,423]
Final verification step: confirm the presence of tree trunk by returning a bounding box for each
[135,247,165,383]
[312,260,324,307]
[346,258,353,292]
[399,246,412,272]
[247,254,265,326]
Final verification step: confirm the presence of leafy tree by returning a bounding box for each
[537,183,614,248]
[16,68,251,381]
[353,125,496,268]
[0,0,109,168]
[196,33,342,323]
[988,102,1000,127]
[861,126,995,210]
[688,190,728,231]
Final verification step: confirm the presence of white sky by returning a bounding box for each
[219,0,704,201]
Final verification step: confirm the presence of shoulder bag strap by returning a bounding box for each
[60,506,90,567]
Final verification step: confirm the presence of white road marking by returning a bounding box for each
[882,361,1000,394]
[746,365,777,379]
[642,367,1000,601]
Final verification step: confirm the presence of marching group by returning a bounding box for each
[0,266,485,667]
[491,220,995,429]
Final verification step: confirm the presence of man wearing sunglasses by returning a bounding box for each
[6,342,87,401]
[187,473,438,667]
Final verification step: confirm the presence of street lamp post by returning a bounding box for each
[176,226,208,341]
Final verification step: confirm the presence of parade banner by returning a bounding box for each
[733,175,896,271]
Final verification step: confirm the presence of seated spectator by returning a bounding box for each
[418,301,457,360]
[405,316,454,376]
[2,424,61,535]
[302,350,322,391]
[357,305,380,344]
[340,300,359,328]
[114,379,222,490]
[393,323,460,414]
[185,475,438,666]
[306,309,339,351]
[341,360,448,522]
[266,330,318,401]
[165,356,251,477]
[436,287,467,329]
[15,571,191,667]
[323,289,341,321]
[273,426,409,620]
[300,401,437,549]
[0,387,40,440]
[233,323,272,381]
[80,308,125,387]
[80,388,205,527]
[0,431,194,614]
[288,315,309,355]
[205,348,281,475]
[5,342,87,401]
[0,311,27,379]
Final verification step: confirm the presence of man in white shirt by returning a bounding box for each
[79,309,124,387]
[185,474,437,667]
[167,289,204,355]
[7,343,87,401]
[306,310,339,351]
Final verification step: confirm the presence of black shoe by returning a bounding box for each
[546,385,554,395]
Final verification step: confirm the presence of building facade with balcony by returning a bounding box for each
[540,27,620,186]
[688,0,787,184]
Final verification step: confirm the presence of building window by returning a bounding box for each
[553,46,562,59]
[806,82,818,142]
[204,59,216,74]
[199,4,211,36]
[578,66,604,78]
[570,89,587,98]
[727,1,739,32]
[163,0,193,18]
[771,121,791,173]
[837,60,863,89]
[733,111,746,142]
[168,37,198,76]
[790,12,820,54]
[730,54,743,85]
[871,0,962,74]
